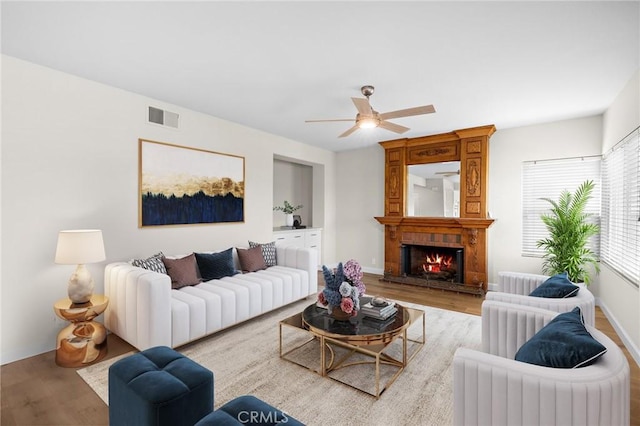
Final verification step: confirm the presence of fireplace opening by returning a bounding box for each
[401,245,464,284]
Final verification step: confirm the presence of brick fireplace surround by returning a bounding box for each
[375,125,495,295]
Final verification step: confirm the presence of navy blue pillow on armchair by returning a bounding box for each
[529,272,579,298]
[195,248,237,281]
[515,307,607,368]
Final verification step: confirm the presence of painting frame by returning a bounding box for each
[138,139,245,227]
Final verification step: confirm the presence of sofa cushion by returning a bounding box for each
[162,253,201,289]
[131,251,167,274]
[195,248,237,281]
[237,246,267,272]
[248,240,277,266]
[515,307,607,368]
[529,272,579,298]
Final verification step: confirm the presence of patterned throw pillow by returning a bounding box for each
[248,240,277,267]
[130,252,167,274]
[195,248,237,281]
[236,246,267,272]
[161,253,201,289]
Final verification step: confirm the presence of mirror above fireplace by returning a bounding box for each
[407,161,460,217]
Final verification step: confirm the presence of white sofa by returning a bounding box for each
[486,271,596,326]
[104,246,317,351]
[453,300,630,426]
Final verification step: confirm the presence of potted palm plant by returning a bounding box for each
[536,180,600,285]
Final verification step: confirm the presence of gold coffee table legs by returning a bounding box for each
[320,331,423,398]
[279,308,425,398]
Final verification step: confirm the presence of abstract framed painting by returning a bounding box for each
[138,139,245,227]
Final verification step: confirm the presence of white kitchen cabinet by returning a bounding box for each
[273,228,322,264]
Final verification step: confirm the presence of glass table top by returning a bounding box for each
[302,297,409,338]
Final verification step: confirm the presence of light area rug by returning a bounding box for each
[77,298,480,425]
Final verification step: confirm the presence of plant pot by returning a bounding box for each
[331,307,352,321]
[285,213,294,227]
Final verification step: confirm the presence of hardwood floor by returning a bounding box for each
[1,273,638,425]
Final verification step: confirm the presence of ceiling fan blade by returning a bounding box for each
[338,125,359,138]
[379,104,436,120]
[351,97,372,115]
[378,120,410,134]
[436,170,460,175]
[305,119,355,123]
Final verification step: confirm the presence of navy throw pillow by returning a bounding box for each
[515,307,607,368]
[195,248,237,281]
[529,272,579,298]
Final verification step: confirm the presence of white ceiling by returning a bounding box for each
[2,1,638,152]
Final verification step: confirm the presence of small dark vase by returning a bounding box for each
[331,307,353,321]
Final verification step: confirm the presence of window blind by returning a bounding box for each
[522,156,601,257]
[601,127,640,287]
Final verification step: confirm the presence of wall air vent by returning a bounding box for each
[148,106,179,129]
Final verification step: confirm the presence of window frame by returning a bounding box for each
[601,127,640,288]
[521,156,602,258]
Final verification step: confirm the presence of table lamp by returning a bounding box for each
[55,229,106,304]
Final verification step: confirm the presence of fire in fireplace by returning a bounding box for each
[402,245,464,284]
[422,252,453,273]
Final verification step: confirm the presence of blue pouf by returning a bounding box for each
[108,346,213,426]
[195,395,304,426]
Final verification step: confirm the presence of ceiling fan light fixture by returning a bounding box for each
[305,85,435,138]
[358,116,379,129]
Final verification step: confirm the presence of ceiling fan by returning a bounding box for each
[435,169,460,177]
[305,85,436,138]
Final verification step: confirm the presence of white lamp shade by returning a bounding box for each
[55,229,106,265]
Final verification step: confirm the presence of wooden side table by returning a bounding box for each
[53,294,109,367]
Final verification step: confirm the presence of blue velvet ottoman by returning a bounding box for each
[108,346,213,426]
[195,395,304,426]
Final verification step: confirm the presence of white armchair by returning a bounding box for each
[453,300,630,426]
[486,271,596,326]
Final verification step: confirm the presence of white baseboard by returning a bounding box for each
[321,264,383,275]
[362,266,384,275]
[596,297,640,368]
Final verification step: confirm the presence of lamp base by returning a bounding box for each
[68,264,94,304]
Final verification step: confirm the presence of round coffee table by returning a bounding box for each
[302,297,411,347]
[282,297,424,398]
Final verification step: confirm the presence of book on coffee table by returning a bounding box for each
[361,301,397,320]
[361,314,398,330]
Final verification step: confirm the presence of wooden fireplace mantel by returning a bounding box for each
[374,216,495,229]
[375,124,496,294]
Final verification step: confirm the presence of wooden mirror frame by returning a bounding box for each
[379,124,495,219]
[375,124,496,293]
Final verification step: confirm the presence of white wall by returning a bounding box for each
[334,145,385,272]
[600,70,640,362]
[420,179,445,216]
[0,56,337,364]
[272,159,313,227]
[487,116,603,282]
